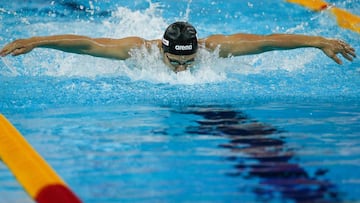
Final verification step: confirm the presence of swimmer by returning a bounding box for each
[0,21,356,73]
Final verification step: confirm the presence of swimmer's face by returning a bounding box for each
[163,52,197,73]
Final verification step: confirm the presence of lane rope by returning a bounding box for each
[0,114,82,203]
[287,0,360,34]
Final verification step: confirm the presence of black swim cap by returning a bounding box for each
[162,21,198,55]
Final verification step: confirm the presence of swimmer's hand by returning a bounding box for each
[0,38,35,57]
[319,38,356,64]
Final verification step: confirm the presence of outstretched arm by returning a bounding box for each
[202,33,356,64]
[0,34,150,60]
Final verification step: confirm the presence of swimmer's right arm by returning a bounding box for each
[0,35,149,60]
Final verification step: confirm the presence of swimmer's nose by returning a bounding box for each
[175,65,187,72]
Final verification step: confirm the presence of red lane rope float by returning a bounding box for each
[287,0,328,11]
[287,0,360,34]
[0,114,82,203]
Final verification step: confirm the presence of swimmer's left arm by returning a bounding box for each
[202,33,356,64]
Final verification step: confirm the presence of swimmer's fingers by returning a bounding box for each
[322,39,356,64]
[338,40,356,60]
[0,39,34,57]
[326,51,354,65]
[343,45,356,61]
[322,48,342,64]
[0,44,13,56]
[331,54,342,65]
[0,42,19,56]
[323,49,346,65]
[341,51,354,62]
[0,41,19,56]
[11,47,28,56]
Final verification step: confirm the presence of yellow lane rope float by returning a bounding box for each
[287,0,360,34]
[0,114,82,203]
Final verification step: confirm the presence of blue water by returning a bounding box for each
[1,0,360,203]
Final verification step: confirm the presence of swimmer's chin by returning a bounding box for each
[172,65,195,73]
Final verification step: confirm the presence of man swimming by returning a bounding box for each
[0,21,356,72]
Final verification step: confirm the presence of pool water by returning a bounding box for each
[1,0,359,202]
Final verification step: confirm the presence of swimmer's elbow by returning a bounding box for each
[85,37,145,60]
[82,47,130,60]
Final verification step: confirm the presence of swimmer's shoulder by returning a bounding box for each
[199,35,226,50]
[146,39,162,49]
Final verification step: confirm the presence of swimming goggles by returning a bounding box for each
[166,54,195,67]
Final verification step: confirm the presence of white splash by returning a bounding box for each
[124,44,228,85]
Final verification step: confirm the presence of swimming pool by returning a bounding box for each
[1,0,359,202]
